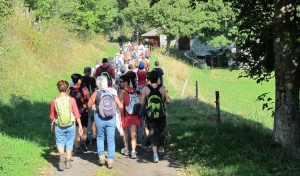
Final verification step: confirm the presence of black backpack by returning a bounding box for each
[81,76,96,94]
[69,86,86,114]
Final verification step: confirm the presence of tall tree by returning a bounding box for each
[229,0,300,159]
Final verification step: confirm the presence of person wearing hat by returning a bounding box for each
[94,58,116,87]
[81,67,97,144]
[136,62,147,93]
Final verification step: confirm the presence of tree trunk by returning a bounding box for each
[273,0,300,159]
[166,39,171,54]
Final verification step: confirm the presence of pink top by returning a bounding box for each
[49,96,81,120]
[137,70,147,86]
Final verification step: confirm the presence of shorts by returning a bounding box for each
[76,111,88,127]
[55,123,76,151]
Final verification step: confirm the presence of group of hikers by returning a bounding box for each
[49,42,171,171]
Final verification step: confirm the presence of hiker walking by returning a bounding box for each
[152,61,164,85]
[136,62,147,93]
[87,76,123,169]
[118,75,142,159]
[118,36,123,49]
[140,70,171,163]
[81,67,97,144]
[92,60,101,78]
[125,64,137,91]
[69,73,90,153]
[94,58,116,87]
[109,32,114,42]
[49,80,83,170]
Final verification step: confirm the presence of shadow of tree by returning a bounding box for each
[167,99,300,175]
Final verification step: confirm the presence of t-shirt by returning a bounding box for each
[49,96,81,120]
[152,67,164,85]
[94,63,116,87]
[126,71,137,89]
[137,70,147,86]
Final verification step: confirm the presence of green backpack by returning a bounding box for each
[54,96,75,127]
[100,66,112,86]
[146,84,166,119]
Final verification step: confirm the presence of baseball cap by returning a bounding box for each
[139,62,145,69]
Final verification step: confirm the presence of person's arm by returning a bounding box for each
[114,95,123,109]
[110,67,116,79]
[164,87,171,104]
[94,67,101,78]
[71,98,83,135]
[49,99,56,132]
[88,92,97,108]
[140,87,147,105]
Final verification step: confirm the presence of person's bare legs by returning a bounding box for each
[130,125,137,151]
[74,127,80,148]
[122,127,129,148]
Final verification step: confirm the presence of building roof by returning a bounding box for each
[141,28,160,37]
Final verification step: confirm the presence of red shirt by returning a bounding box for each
[94,63,116,87]
[120,87,142,127]
[137,70,147,86]
[49,96,81,120]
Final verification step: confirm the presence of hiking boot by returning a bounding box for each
[153,155,159,163]
[74,147,81,154]
[158,149,165,156]
[131,151,137,159]
[145,137,150,146]
[121,147,129,156]
[81,141,88,152]
[98,156,105,166]
[65,159,72,169]
[107,160,113,169]
[92,137,97,144]
[59,154,65,170]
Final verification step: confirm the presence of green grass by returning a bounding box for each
[149,50,300,175]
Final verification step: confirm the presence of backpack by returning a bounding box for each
[100,66,112,86]
[124,89,141,115]
[81,76,94,94]
[54,96,75,127]
[69,86,85,114]
[96,89,117,118]
[146,84,166,119]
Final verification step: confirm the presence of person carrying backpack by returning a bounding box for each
[152,61,164,85]
[69,73,90,154]
[140,70,171,163]
[94,58,116,87]
[125,64,137,91]
[49,80,83,171]
[118,75,142,159]
[87,76,123,169]
[81,67,97,144]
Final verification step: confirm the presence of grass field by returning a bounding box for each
[150,50,300,175]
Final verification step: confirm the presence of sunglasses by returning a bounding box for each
[119,81,124,83]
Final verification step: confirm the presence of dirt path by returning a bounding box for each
[49,124,184,176]
[48,42,185,176]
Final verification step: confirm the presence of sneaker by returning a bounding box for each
[153,155,159,163]
[98,156,105,166]
[107,160,113,169]
[74,147,81,154]
[59,155,65,170]
[145,137,150,146]
[121,148,129,156]
[65,159,72,169]
[81,142,88,152]
[158,149,165,156]
[131,151,137,159]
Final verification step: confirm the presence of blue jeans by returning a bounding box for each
[55,123,76,151]
[95,113,116,160]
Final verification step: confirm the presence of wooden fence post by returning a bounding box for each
[215,91,220,124]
